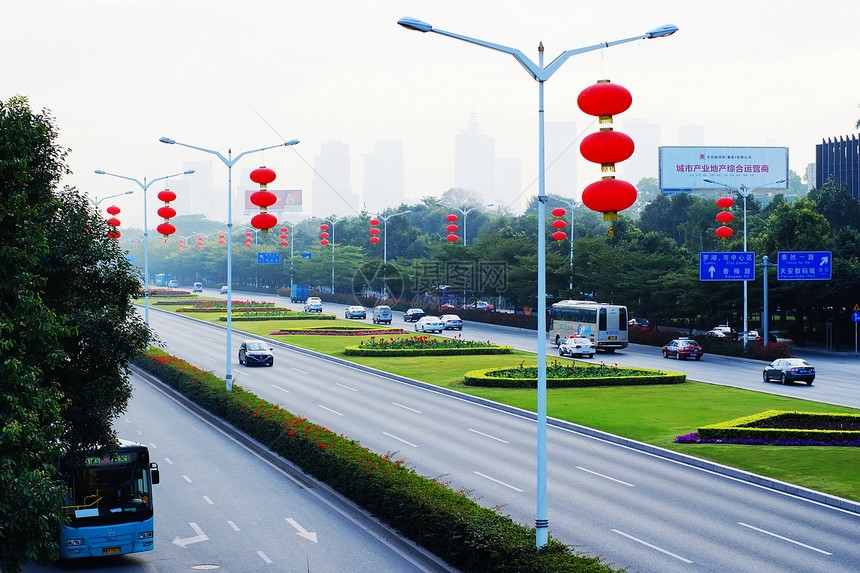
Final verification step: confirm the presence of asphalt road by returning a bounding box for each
[138,299,860,573]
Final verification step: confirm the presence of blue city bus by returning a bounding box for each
[59,440,160,558]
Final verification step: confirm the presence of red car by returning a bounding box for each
[661,338,703,360]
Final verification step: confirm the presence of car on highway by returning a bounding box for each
[466,300,495,311]
[167,279,179,289]
[763,358,815,385]
[415,316,444,333]
[192,282,203,293]
[403,308,426,322]
[304,297,323,313]
[344,305,367,319]
[661,338,704,360]
[238,340,274,367]
[372,305,393,324]
[440,314,463,330]
[558,336,594,358]
[628,317,650,327]
[220,285,228,294]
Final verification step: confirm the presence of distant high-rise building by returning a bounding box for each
[312,141,359,218]
[677,124,705,146]
[621,118,661,186]
[455,111,495,202]
[183,161,218,221]
[362,141,405,213]
[545,121,579,200]
[806,162,816,192]
[495,157,523,214]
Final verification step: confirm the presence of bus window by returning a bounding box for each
[619,307,627,330]
[599,308,607,331]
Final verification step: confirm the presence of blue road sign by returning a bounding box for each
[852,311,860,324]
[699,251,756,281]
[300,253,312,259]
[257,252,280,265]
[777,251,831,280]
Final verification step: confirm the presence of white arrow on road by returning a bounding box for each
[172,522,209,548]
[285,517,318,543]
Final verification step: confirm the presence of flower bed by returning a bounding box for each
[344,335,513,357]
[676,410,860,446]
[133,348,615,572]
[221,313,336,322]
[271,328,406,336]
[464,361,685,388]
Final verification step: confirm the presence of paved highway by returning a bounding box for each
[141,298,860,573]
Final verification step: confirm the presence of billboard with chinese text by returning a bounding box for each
[244,189,302,213]
[659,147,788,192]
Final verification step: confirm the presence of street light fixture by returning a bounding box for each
[159,137,299,391]
[318,217,348,295]
[435,202,494,247]
[374,210,411,265]
[399,16,678,549]
[87,190,134,208]
[94,169,195,339]
[703,177,786,346]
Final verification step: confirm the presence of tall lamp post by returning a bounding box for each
[548,197,580,291]
[94,169,195,337]
[703,177,785,345]
[375,210,411,265]
[435,202,494,246]
[159,137,300,391]
[318,217,348,294]
[87,190,134,208]
[399,16,678,548]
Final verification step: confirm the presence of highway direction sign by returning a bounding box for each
[257,252,280,265]
[777,251,831,280]
[699,252,755,281]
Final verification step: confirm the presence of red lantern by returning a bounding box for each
[580,130,635,166]
[552,231,567,241]
[319,224,329,231]
[716,211,734,223]
[446,224,458,233]
[197,245,202,250]
[106,217,121,227]
[106,205,120,216]
[157,222,176,237]
[248,167,278,236]
[250,167,276,186]
[369,218,380,226]
[716,197,734,209]
[551,208,565,217]
[245,242,252,248]
[157,206,176,219]
[107,229,121,239]
[319,232,329,239]
[250,190,277,209]
[219,240,225,244]
[551,219,566,230]
[280,234,288,239]
[279,227,288,233]
[446,234,458,242]
[581,179,637,221]
[369,228,380,235]
[577,80,632,121]
[280,240,288,246]
[157,190,176,203]
[369,236,380,244]
[320,239,329,245]
[245,232,253,237]
[715,226,733,239]
[219,234,226,239]
[446,214,458,222]
[251,211,278,234]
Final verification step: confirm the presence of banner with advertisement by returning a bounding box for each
[659,147,788,192]
[244,189,302,213]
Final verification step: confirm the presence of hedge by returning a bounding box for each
[133,348,617,572]
[464,366,685,388]
[344,345,514,357]
[696,410,860,444]
[218,313,337,322]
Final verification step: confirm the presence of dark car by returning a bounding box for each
[238,340,273,367]
[403,308,426,322]
[661,338,703,360]
[763,358,814,385]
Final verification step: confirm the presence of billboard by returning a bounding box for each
[244,189,302,213]
[659,147,789,192]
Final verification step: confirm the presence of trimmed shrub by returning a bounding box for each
[693,410,860,445]
[465,362,685,388]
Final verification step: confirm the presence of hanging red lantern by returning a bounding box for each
[369,228,380,235]
[552,231,567,241]
[446,214,458,222]
[551,219,566,230]
[250,167,276,186]
[369,218,380,226]
[580,130,635,167]
[550,207,567,241]
[197,245,202,250]
[106,217,121,227]
[157,206,176,219]
[369,236,380,244]
[107,229,121,239]
[577,80,632,122]
[319,224,329,231]
[280,240,288,246]
[446,234,458,242]
[581,179,637,221]
[106,205,120,216]
[245,242,252,248]
[156,189,176,240]
[551,208,565,217]
[157,190,176,203]
[280,233,288,239]
[320,239,329,245]
[245,231,253,237]
[279,227,288,233]
[446,224,458,233]
[248,167,278,236]
[716,211,734,223]
[157,222,176,237]
[715,226,733,239]
[716,197,734,209]
[251,212,278,233]
[320,232,329,239]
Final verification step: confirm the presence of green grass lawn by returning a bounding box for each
[157,304,860,502]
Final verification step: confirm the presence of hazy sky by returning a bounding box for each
[5,1,859,228]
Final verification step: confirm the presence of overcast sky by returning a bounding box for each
[5,1,859,228]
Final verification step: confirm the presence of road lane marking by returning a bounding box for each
[473,471,523,492]
[203,496,214,505]
[227,520,240,531]
[256,550,273,563]
[318,405,343,416]
[149,442,158,449]
[576,466,635,487]
[336,382,357,391]
[173,522,209,548]
[291,367,309,375]
[468,428,509,443]
[392,402,422,413]
[182,475,192,483]
[271,384,290,394]
[164,458,173,465]
[136,429,143,436]
[382,432,418,447]
[738,522,832,555]
[612,529,693,563]
[286,518,318,543]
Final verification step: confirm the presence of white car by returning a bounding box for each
[304,297,323,313]
[558,336,595,358]
[220,285,228,294]
[415,316,444,333]
[344,305,366,319]
[439,314,463,330]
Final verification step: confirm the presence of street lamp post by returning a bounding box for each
[159,137,300,391]
[435,202,494,246]
[94,169,195,339]
[548,197,580,291]
[87,190,134,208]
[399,16,678,549]
[703,178,785,346]
[318,217,348,294]
[375,210,411,265]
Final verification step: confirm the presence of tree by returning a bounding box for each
[808,176,860,234]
